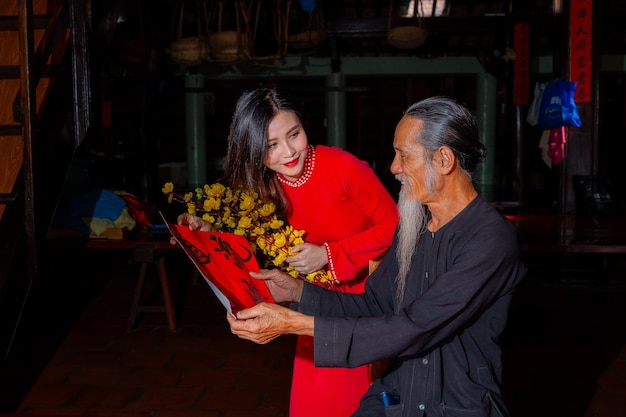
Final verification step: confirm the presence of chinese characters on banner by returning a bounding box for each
[570,0,592,103]
[162,216,274,313]
[513,22,530,105]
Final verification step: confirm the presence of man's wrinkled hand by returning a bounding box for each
[227,303,313,344]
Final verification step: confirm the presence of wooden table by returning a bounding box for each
[47,230,180,332]
[505,214,626,283]
[505,215,626,254]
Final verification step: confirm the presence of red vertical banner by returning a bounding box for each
[513,22,530,105]
[570,0,592,102]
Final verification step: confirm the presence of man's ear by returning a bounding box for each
[437,146,456,174]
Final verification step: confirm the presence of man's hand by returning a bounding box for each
[169,213,215,245]
[227,303,314,344]
[286,243,328,274]
[249,269,304,303]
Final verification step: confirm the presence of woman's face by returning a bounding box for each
[265,110,309,181]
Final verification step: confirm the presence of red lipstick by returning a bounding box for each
[284,157,299,168]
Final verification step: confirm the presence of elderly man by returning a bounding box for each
[227,96,527,417]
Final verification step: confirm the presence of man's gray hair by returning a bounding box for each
[404,96,487,178]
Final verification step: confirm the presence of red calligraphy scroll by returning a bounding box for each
[163,218,274,313]
[513,22,530,105]
[570,0,592,102]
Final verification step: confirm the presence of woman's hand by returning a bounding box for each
[249,269,304,303]
[227,302,314,344]
[169,213,215,245]
[177,212,215,231]
[286,243,328,274]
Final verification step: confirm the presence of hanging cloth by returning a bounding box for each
[548,126,567,166]
[527,81,546,127]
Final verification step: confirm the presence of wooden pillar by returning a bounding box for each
[185,72,207,188]
[475,72,497,202]
[326,72,346,149]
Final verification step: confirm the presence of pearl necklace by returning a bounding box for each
[277,145,315,188]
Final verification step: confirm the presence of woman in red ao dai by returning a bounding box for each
[224,87,399,417]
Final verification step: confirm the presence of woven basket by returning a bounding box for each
[169,0,209,66]
[387,26,427,50]
[287,29,326,50]
[209,31,249,62]
[170,37,207,66]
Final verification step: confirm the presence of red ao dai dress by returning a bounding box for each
[278,145,398,417]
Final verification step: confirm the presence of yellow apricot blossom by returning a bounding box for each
[258,202,276,216]
[162,181,337,289]
[239,193,256,211]
[273,251,287,266]
[269,217,284,229]
[161,182,174,194]
[207,182,226,197]
[203,197,221,211]
[272,232,287,248]
[238,216,253,229]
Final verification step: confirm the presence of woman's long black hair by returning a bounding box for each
[221,87,304,215]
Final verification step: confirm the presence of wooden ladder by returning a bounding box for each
[0,0,90,279]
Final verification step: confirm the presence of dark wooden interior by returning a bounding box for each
[1,1,626,414]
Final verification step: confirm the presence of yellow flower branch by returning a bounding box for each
[162,182,336,288]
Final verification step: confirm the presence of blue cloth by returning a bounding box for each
[55,189,127,236]
[299,0,316,13]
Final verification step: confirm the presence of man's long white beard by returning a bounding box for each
[395,190,427,308]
